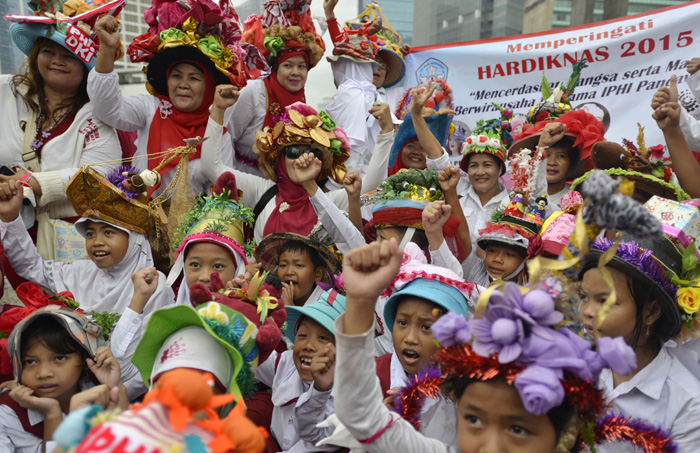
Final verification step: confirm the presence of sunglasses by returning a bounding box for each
[283,146,323,161]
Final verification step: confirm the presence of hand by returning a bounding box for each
[281,281,294,306]
[651,74,679,109]
[87,347,121,389]
[244,262,262,281]
[438,166,461,193]
[310,344,336,391]
[688,57,700,75]
[369,102,393,133]
[343,171,362,198]
[537,122,567,148]
[323,0,339,18]
[9,382,61,416]
[0,379,17,392]
[408,82,437,116]
[422,201,451,235]
[129,267,159,313]
[95,16,121,50]
[225,275,247,290]
[653,102,681,130]
[400,44,411,56]
[213,85,240,110]
[69,384,120,412]
[0,180,24,223]
[383,387,400,410]
[343,239,402,302]
[288,152,322,186]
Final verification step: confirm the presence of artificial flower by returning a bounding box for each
[677,287,700,314]
[596,336,637,376]
[513,365,565,416]
[431,312,471,347]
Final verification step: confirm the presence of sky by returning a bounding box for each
[305,1,360,110]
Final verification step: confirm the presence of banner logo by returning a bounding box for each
[416,58,448,85]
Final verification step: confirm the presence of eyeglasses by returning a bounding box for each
[376,62,388,70]
[283,145,322,161]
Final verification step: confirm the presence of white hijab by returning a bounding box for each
[52,218,173,315]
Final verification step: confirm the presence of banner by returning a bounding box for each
[404,1,700,162]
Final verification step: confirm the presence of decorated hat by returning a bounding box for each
[459,104,514,175]
[66,165,163,235]
[165,172,254,288]
[132,302,259,397]
[387,111,453,170]
[284,288,346,342]
[6,0,127,70]
[241,0,325,68]
[7,305,106,382]
[569,140,690,203]
[477,207,538,255]
[392,281,677,451]
[376,40,405,88]
[527,59,588,123]
[53,369,267,453]
[382,243,474,332]
[128,0,269,95]
[252,102,350,184]
[327,17,381,65]
[529,191,584,258]
[510,109,606,176]
[255,231,342,278]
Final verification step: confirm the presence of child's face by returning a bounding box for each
[484,245,525,280]
[392,297,441,374]
[185,242,238,289]
[278,249,324,305]
[580,266,642,343]
[467,153,500,193]
[293,318,335,381]
[546,145,572,185]
[376,227,403,244]
[401,141,427,170]
[20,340,83,410]
[84,221,130,269]
[457,380,557,453]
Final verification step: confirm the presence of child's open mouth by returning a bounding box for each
[36,384,58,393]
[401,349,420,366]
[299,356,312,370]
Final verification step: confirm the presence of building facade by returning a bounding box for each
[0,0,28,74]
[357,0,413,44]
[412,0,526,47]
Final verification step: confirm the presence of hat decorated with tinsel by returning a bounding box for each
[5,0,127,70]
[252,102,350,184]
[459,103,514,174]
[527,59,588,123]
[241,0,325,68]
[128,0,270,95]
[392,280,678,452]
[345,2,405,87]
[570,139,690,203]
[53,369,268,453]
[166,172,254,288]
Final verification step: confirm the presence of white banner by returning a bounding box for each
[404,1,700,161]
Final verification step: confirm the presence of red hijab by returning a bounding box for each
[263,50,308,128]
[146,61,216,197]
[388,139,421,176]
[262,159,318,238]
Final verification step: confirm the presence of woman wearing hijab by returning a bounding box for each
[87,0,267,198]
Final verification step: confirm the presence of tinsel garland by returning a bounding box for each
[381,270,476,299]
[590,413,677,453]
[202,318,257,397]
[392,365,445,430]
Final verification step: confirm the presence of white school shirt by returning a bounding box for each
[597,345,700,452]
[87,69,232,197]
[254,350,337,452]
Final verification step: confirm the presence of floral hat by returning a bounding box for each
[53,369,267,453]
[241,0,325,68]
[570,140,690,202]
[527,59,588,123]
[166,172,254,288]
[7,305,107,383]
[392,281,677,451]
[459,104,514,175]
[6,0,127,70]
[127,0,269,95]
[252,102,350,184]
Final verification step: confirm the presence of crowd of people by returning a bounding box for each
[1,0,700,452]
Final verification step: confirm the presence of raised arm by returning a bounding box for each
[409,82,443,160]
[653,101,700,197]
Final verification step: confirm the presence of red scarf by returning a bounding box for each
[263,50,307,129]
[388,139,420,176]
[146,61,215,197]
[263,161,318,237]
